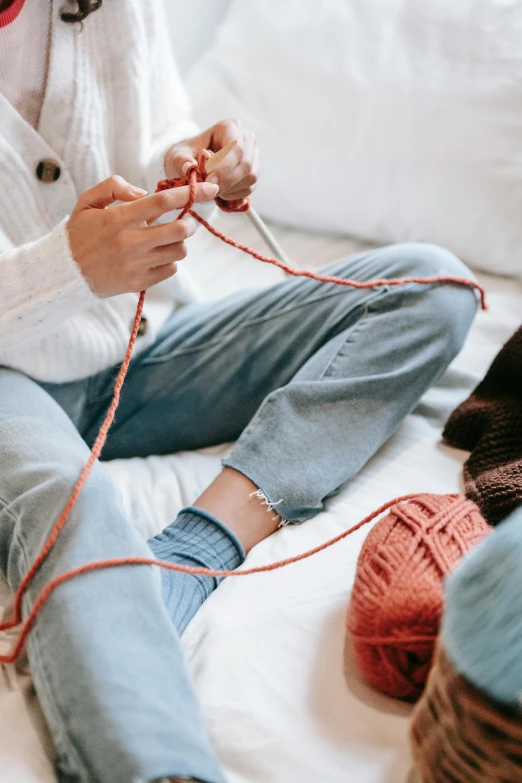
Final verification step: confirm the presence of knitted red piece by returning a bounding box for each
[443,324,522,526]
[346,494,492,700]
[157,161,250,214]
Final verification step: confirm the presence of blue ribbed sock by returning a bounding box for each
[148,506,245,635]
[442,506,522,708]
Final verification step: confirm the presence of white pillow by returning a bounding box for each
[187,0,522,277]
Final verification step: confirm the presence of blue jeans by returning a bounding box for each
[0,245,477,783]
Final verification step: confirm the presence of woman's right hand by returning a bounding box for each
[67,175,218,297]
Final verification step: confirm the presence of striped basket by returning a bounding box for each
[410,645,522,782]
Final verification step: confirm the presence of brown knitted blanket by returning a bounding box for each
[443,325,522,526]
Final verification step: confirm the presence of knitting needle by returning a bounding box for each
[202,146,296,268]
[202,140,238,172]
[243,207,295,268]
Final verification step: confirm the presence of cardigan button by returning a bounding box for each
[136,316,148,336]
[36,159,61,184]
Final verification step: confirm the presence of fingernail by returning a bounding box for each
[181,161,196,176]
[202,182,219,197]
[131,186,148,196]
[206,175,219,187]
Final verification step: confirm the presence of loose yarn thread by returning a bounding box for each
[0,158,487,668]
[157,160,487,308]
[0,492,434,665]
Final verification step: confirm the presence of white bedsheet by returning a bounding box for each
[1,214,520,783]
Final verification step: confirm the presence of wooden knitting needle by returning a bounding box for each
[202,145,296,268]
[202,140,238,173]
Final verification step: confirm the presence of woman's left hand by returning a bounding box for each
[165,120,259,202]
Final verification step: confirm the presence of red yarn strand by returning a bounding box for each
[0,293,145,635]
[188,208,487,309]
[0,493,421,665]
[157,166,487,310]
[0,160,488,664]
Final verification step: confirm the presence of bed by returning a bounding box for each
[1,207,521,783]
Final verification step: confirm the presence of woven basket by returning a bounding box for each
[410,645,522,782]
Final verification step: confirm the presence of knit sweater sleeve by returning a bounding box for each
[0,218,98,349]
[142,3,215,223]
[144,1,200,193]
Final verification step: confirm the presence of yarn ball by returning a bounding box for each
[345,494,492,701]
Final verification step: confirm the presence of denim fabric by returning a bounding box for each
[0,244,477,782]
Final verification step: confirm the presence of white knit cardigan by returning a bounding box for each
[0,0,206,382]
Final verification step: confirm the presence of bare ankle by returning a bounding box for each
[195,468,281,553]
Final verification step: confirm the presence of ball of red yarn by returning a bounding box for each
[346,494,492,701]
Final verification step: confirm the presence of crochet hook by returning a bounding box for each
[202,145,295,268]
